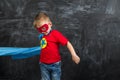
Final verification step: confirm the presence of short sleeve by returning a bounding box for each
[53,30,68,46]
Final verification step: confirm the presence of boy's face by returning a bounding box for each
[36,20,52,35]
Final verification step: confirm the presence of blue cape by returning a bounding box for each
[0,34,44,59]
[0,46,41,59]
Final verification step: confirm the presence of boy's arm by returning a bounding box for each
[66,41,80,64]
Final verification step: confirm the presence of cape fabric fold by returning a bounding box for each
[0,46,41,59]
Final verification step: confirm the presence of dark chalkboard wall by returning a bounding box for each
[0,0,120,80]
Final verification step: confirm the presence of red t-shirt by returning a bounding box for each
[39,30,68,64]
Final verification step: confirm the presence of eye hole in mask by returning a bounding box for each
[36,24,49,33]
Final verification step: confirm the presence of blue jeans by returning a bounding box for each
[39,61,61,80]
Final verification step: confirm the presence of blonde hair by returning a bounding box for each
[33,12,51,27]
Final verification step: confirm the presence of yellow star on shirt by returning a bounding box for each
[40,38,47,49]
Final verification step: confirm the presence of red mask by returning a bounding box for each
[36,24,49,33]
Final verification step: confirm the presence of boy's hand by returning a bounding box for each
[72,55,80,64]
[66,41,80,64]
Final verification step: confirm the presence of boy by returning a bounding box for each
[33,12,80,80]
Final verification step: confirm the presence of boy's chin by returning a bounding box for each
[43,32,48,35]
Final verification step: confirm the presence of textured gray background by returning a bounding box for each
[0,0,120,80]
